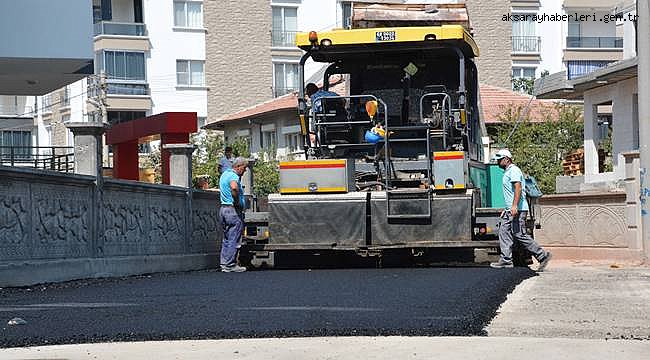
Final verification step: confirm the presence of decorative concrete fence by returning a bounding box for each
[536,151,644,262]
[0,123,222,286]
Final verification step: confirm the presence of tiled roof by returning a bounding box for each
[480,84,555,124]
[210,82,554,127]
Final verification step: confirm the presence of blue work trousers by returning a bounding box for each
[219,206,243,267]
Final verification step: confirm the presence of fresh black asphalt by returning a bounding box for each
[0,267,534,348]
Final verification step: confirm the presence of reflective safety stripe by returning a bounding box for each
[280,187,348,193]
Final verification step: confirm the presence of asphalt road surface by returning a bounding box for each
[0,267,534,348]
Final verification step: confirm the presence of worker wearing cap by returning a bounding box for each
[490,149,552,272]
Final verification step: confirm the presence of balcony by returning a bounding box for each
[272,30,297,47]
[273,87,298,98]
[0,146,74,173]
[94,21,147,37]
[512,36,541,53]
[566,37,623,49]
[0,103,33,117]
[107,82,149,96]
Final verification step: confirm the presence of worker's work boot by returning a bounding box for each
[537,252,553,272]
[490,259,514,269]
[221,265,247,273]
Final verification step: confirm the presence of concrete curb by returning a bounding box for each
[0,254,219,287]
[1,337,649,360]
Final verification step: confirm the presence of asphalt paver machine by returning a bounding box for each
[243,4,540,267]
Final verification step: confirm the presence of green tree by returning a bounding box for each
[191,130,225,188]
[251,149,280,197]
[192,133,280,196]
[493,103,583,194]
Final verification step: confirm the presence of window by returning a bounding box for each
[273,63,299,97]
[512,67,536,80]
[62,86,70,107]
[512,67,536,92]
[42,94,52,112]
[104,51,145,81]
[568,17,581,37]
[272,6,297,46]
[567,60,612,79]
[285,133,300,153]
[174,1,203,28]
[262,130,277,149]
[0,130,32,158]
[176,60,205,86]
[341,2,352,29]
[512,13,538,52]
[197,116,206,129]
[107,111,146,125]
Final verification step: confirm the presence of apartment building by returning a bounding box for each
[510,0,628,90]
[38,0,207,151]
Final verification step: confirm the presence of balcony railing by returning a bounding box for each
[94,21,147,36]
[0,146,74,173]
[512,36,541,53]
[272,30,297,47]
[107,82,150,96]
[0,104,33,116]
[273,87,298,97]
[566,36,623,48]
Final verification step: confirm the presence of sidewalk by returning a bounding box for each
[487,262,650,339]
[2,336,649,360]
[3,263,649,359]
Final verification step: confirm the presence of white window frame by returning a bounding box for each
[176,59,205,87]
[272,5,298,48]
[174,1,203,29]
[273,62,300,97]
[512,67,536,80]
[262,128,277,149]
[284,132,301,153]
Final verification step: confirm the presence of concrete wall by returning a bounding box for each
[0,166,222,287]
[205,0,273,122]
[466,0,512,89]
[537,152,643,262]
[0,0,92,60]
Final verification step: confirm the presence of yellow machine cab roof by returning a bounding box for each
[296,25,479,60]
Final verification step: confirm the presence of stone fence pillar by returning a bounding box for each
[66,122,107,178]
[622,151,643,255]
[163,143,196,188]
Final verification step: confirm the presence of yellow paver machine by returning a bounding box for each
[243,3,540,267]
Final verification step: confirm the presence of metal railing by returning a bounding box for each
[107,82,149,95]
[0,104,33,116]
[0,146,74,173]
[566,36,623,48]
[272,30,297,47]
[273,87,298,97]
[94,21,147,36]
[512,36,541,53]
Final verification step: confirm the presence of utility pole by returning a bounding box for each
[86,72,109,167]
[637,0,650,260]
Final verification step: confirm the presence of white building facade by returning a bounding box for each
[36,0,207,151]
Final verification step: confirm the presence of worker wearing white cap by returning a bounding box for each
[490,149,552,272]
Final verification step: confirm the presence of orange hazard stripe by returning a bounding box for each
[433,151,465,160]
[280,163,346,169]
[434,155,464,160]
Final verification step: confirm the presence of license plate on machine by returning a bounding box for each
[375,31,396,42]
